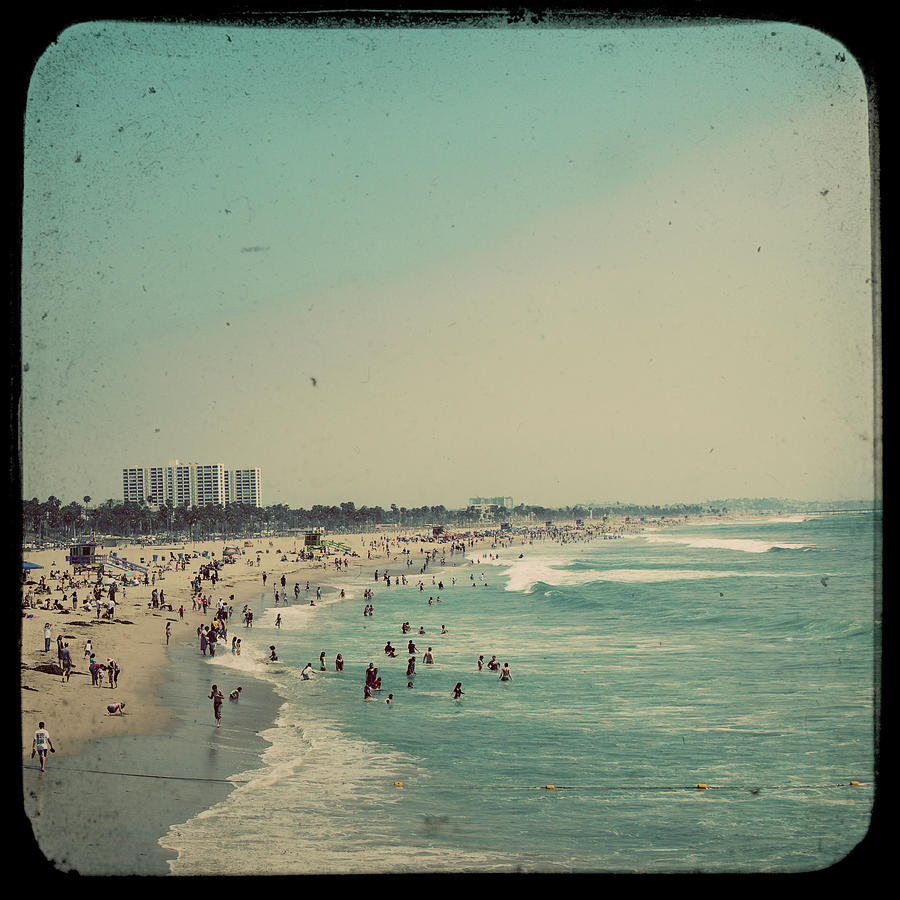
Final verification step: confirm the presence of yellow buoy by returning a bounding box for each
[696,783,708,789]
[545,784,555,790]
[850,781,860,786]
[393,781,403,787]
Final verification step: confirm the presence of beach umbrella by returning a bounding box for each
[22,561,43,570]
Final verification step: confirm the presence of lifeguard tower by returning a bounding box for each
[67,534,107,574]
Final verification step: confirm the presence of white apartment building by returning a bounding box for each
[122,460,262,508]
[225,467,263,507]
[468,496,515,519]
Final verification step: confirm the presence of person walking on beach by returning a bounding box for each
[60,643,72,682]
[43,623,51,652]
[31,722,55,772]
[209,684,224,727]
[83,638,93,659]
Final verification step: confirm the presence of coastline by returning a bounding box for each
[19,517,692,874]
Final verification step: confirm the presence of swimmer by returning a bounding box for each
[301,662,313,680]
[385,693,393,706]
[422,647,435,664]
[269,645,278,661]
[451,682,464,700]
[477,655,484,671]
[319,651,327,670]
[499,663,512,681]
[229,687,242,701]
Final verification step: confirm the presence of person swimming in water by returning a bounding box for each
[499,663,512,681]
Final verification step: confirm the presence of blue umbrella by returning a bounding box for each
[22,561,43,570]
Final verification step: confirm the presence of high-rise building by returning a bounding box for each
[122,460,262,508]
[225,467,263,507]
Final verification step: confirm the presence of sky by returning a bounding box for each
[18,13,879,510]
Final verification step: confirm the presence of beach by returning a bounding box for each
[19,523,591,873]
[20,521,648,764]
[22,511,874,876]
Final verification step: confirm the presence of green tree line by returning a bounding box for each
[22,496,714,544]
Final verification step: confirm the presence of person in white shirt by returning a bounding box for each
[32,722,55,772]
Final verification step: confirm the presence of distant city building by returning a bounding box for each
[122,460,262,508]
[468,496,514,520]
[225,467,263,507]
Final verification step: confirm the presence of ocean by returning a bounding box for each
[159,511,879,874]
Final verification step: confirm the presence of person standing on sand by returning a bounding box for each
[209,684,224,727]
[60,643,72,682]
[43,623,51,652]
[107,658,120,688]
[31,722,55,772]
[83,637,93,659]
[165,622,171,645]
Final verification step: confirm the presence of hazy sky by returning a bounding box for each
[19,15,878,510]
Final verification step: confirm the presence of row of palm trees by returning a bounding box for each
[22,495,712,544]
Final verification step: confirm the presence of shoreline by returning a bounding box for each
[19,525,523,873]
[19,516,710,874]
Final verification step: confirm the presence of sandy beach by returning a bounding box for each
[20,529,462,759]
[18,517,665,874]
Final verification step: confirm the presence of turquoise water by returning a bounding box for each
[161,512,879,874]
